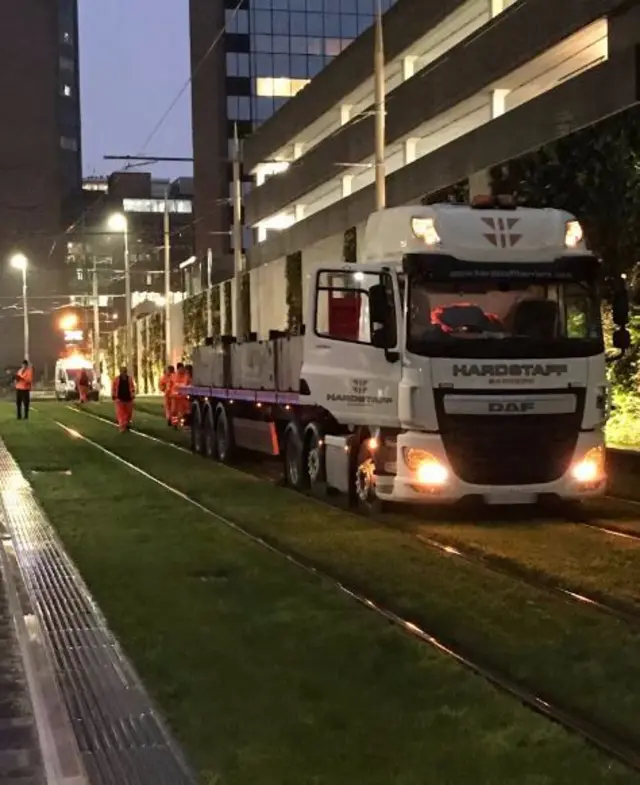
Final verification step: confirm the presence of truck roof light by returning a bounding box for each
[411,217,440,246]
[565,220,584,249]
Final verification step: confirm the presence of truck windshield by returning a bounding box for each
[406,262,602,359]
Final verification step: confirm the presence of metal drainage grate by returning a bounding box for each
[0,440,198,785]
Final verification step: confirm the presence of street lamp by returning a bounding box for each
[9,253,29,360]
[108,213,131,368]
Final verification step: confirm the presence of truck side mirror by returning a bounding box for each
[368,284,388,325]
[612,283,629,327]
[612,326,631,351]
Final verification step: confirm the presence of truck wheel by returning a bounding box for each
[215,404,236,463]
[305,423,326,495]
[190,404,202,454]
[284,423,309,490]
[202,406,217,459]
[353,439,389,515]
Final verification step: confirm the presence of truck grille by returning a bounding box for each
[435,390,584,486]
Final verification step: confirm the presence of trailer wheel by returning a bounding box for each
[284,422,309,490]
[353,439,389,515]
[305,423,326,494]
[190,404,203,454]
[215,404,236,463]
[202,406,217,459]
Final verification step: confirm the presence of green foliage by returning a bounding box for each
[148,312,165,389]
[223,281,232,335]
[491,107,640,278]
[342,226,357,264]
[285,251,303,334]
[183,292,207,357]
[239,273,251,338]
[421,180,469,205]
[211,286,222,338]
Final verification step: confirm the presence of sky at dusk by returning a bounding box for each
[79,0,193,180]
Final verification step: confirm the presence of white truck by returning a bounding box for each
[186,198,629,508]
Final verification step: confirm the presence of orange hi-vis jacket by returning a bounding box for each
[170,370,190,398]
[15,366,33,391]
[159,372,172,395]
[111,375,135,401]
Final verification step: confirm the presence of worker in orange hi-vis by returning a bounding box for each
[111,366,135,432]
[15,359,33,420]
[159,364,175,424]
[169,362,190,427]
[77,368,90,404]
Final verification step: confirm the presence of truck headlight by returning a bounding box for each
[565,220,584,248]
[571,446,605,484]
[411,217,440,246]
[403,448,448,486]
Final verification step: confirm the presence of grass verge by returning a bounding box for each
[1,411,636,784]
[37,402,640,754]
[83,401,640,610]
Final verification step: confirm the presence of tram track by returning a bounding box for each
[62,405,640,629]
[48,414,640,775]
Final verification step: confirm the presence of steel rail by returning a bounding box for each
[53,416,640,774]
[63,405,640,628]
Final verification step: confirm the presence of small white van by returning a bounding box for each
[54,357,99,401]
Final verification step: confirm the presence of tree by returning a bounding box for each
[491,107,640,279]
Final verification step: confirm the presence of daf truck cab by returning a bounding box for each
[301,199,621,506]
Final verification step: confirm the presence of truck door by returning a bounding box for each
[302,266,402,428]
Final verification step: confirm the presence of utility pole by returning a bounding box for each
[163,185,172,364]
[232,123,244,338]
[92,261,100,382]
[124,224,132,369]
[206,248,213,338]
[374,0,386,211]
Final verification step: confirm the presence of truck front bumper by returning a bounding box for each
[375,430,606,505]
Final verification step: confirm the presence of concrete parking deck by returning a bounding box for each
[0,439,197,785]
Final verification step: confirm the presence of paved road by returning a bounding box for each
[0,551,44,783]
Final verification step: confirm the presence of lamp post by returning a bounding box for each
[10,253,29,360]
[108,213,131,368]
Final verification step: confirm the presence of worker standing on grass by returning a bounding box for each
[170,362,190,428]
[159,364,175,424]
[111,366,135,432]
[77,368,90,404]
[15,359,32,420]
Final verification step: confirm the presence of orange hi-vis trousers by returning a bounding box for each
[115,401,134,431]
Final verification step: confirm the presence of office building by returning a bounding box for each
[0,1,82,371]
[237,0,638,336]
[189,0,395,279]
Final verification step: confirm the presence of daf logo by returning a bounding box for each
[489,401,535,414]
[481,217,522,248]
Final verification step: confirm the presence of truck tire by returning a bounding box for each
[202,405,217,459]
[190,404,203,454]
[284,422,309,490]
[215,404,236,463]
[352,438,390,515]
[305,422,326,494]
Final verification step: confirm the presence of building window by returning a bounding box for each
[62,84,72,98]
[60,136,78,151]
[256,77,310,98]
[226,52,250,77]
[59,55,74,71]
[225,8,248,34]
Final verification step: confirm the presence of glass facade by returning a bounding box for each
[223,0,395,248]
[57,0,82,196]
[225,0,395,125]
